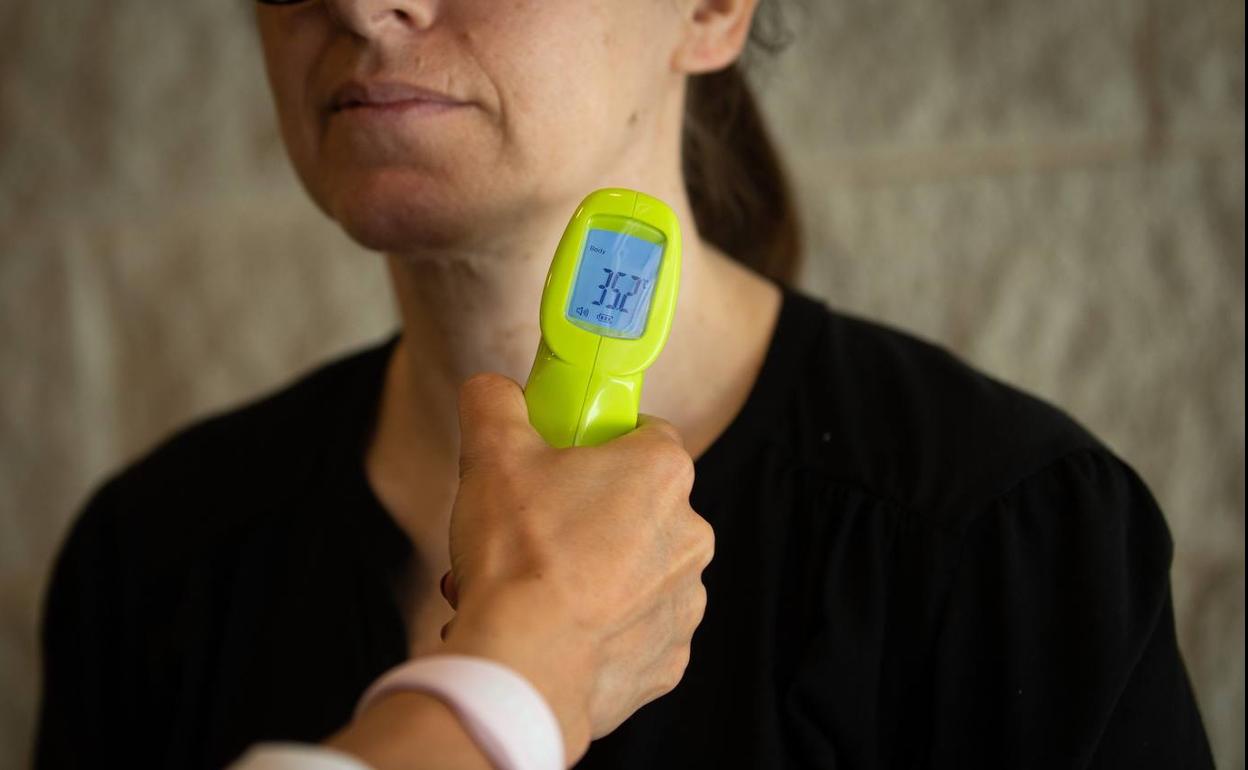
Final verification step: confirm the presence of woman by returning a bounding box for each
[36,0,1214,767]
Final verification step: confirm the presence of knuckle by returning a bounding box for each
[693,515,716,568]
[655,422,685,447]
[682,582,708,629]
[663,646,692,691]
[652,441,695,489]
[637,415,684,447]
[677,512,715,572]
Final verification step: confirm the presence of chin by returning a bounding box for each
[323,169,496,251]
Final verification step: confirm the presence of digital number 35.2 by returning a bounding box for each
[593,269,648,313]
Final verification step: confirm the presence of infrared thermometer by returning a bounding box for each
[524,188,682,448]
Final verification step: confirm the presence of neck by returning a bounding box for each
[369,84,783,526]
[381,178,715,449]
[369,189,782,542]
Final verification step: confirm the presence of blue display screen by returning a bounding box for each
[566,228,663,338]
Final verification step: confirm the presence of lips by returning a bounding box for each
[329,80,466,113]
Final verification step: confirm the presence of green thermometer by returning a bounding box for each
[524,188,682,447]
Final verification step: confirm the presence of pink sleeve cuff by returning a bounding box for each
[354,654,565,770]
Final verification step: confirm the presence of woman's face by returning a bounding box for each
[255,0,688,252]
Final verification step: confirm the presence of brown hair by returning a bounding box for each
[682,2,802,285]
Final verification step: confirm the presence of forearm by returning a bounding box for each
[325,692,493,770]
[320,589,591,770]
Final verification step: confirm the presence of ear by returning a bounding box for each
[671,0,760,75]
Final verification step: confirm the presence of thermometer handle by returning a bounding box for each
[524,338,643,448]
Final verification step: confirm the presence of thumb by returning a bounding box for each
[457,373,540,476]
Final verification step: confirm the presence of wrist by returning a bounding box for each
[442,585,596,762]
[329,691,492,770]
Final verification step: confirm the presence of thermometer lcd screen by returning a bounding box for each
[566,227,663,339]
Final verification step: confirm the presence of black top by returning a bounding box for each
[35,288,1213,769]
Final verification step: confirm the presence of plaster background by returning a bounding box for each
[1,0,1242,766]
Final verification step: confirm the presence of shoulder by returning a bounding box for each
[758,295,1203,765]
[55,334,396,576]
[776,290,1105,529]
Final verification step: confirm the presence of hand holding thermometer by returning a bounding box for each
[524,188,681,447]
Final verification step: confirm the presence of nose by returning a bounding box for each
[323,0,437,39]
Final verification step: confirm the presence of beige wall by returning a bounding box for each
[1,0,1242,767]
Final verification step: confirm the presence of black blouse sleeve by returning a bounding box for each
[34,481,134,767]
[927,449,1214,768]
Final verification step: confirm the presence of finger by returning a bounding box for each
[439,615,458,642]
[439,570,460,610]
[457,373,540,474]
[629,413,685,449]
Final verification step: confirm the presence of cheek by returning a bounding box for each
[255,0,675,247]
[258,15,333,201]
[471,2,640,177]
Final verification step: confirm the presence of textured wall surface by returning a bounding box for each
[1,0,1243,767]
